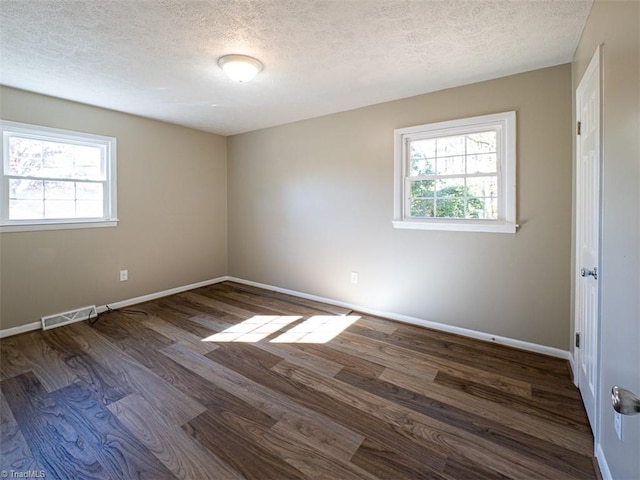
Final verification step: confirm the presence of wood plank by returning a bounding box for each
[350,437,449,480]
[43,327,131,405]
[221,281,352,315]
[329,330,531,397]
[289,343,386,378]
[171,291,251,319]
[441,453,512,480]
[395,321,571,378]
[141,315,219,355]
[352,321,573,386]
[255,341,344,377]
[271,411,364,463]
[90,309,174,347]
[0,332,80,393]
[379,367,593,454]
[434,371,591,431]
[0,336,31,381]
[184,288,289,318]
[183,409,307,480]
[141,299,221,338]
[2,372,112,479]
[108,394,243,480]
[351,314,400,335]
[63,322,205,426]
[261,426,376,480]
[206,284,346,320]
[0,390,40,473]
[50,381,175,479]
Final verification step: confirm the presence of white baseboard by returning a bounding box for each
[568,352,579,386]
[0,321,41,339]
[226,276,571,360]
[596,443,612,480]
[0,276,230,339]
[95,276,230,314]
[0,275,572,362]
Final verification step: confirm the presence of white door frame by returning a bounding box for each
[574,45,604,450]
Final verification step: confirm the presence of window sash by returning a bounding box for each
[0,120,117,231]
[6,176,108,221]
[403,128,503,221]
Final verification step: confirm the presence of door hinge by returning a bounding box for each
[575,332,581,348]
[577,121,581,135]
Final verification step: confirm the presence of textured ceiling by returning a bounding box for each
[0,0,593,136]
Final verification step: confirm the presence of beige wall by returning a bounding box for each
[228,65,573,350]
[572,1,640,478]
[0,87,228,330]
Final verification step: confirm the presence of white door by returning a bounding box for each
[575,47,601,432]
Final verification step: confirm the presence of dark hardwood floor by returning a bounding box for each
[0,281,598,479]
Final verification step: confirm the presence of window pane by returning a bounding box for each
[436,155,465,176]
[410,180,435,197]
[410,139,435,160]
[410,157,435,176]
[9,179,43,199]
[436,198,465,218]
[410,198,434,217]
[466,131,496,154]
[76,182,103,200]
[8,136,104,180]
[466,176,497,198]
[467,197,498,219]
[467,154,497,174]
[436,177,464,197]
[73,145,104,180]
[44,200,75,218]
[8,137,43,176]
[42,142,74,178]
[44,181,75,199]
[466,196,486,219]
[76,200,103,218]
[436,135,465,156]
[9,200,43,219]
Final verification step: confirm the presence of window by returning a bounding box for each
[1,120,117,232]
[393,111,516,233]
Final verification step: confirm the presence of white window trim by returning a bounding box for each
[0,120,118,233]
[393,111,516,234]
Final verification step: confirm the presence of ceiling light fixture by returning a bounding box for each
[218,54,263,83]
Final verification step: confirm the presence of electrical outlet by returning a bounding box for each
[614,411,622,440]
[350,271,359,284]
[119,270,128,282]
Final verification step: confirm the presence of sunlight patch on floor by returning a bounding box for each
[202,314,360,344]
[270,315,360,343]
[202,315,301,343]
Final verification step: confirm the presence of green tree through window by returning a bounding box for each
[408,138,490,219]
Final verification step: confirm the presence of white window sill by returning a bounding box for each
[392,219,516,234]
[0,220,119,233]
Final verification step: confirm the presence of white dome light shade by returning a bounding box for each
[218,55,263,83]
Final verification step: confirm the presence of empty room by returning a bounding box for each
[0,0,638,479]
